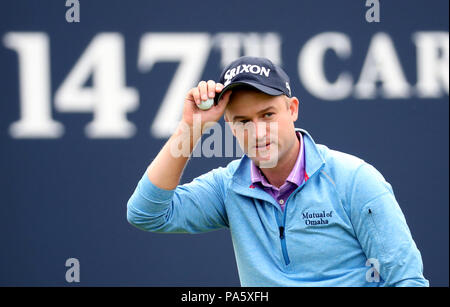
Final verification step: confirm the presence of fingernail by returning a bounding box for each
[202,94,207,100]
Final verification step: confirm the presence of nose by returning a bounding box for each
[247,121,268,144]
[256,121,268,141]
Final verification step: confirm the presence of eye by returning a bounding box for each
[263,112,274,119]
[239,119,250,124]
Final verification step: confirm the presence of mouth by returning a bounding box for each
[254,142,272,150]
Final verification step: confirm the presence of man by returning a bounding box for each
[127,56,428,286]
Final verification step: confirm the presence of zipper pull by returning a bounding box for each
[279,226,285,239]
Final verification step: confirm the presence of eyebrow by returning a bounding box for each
[232,106,277,122]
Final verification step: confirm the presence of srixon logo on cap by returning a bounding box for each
[224,64,271,86]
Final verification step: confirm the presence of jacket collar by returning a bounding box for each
[230,128,325,200]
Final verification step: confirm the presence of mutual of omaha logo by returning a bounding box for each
[302,210,333,226]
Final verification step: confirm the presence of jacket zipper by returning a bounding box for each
[278,226,290,264]
[277,164,325,266]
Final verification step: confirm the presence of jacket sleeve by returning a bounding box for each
[126,167,229,234]
[349,163,429,287]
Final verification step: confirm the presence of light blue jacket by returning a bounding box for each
[127,129,428,287]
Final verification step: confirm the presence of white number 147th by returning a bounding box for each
[3,32,280,139]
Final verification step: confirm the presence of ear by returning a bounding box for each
[288,97,299,122]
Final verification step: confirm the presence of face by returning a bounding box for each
[224,89,299,168]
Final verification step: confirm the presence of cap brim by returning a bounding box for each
[214,81,284,105]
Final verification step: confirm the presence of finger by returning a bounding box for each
[215,83,224,93]
[207,80,216,99]
[197,81,208,101]
[190,87,200,105]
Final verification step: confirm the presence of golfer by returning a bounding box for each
[127,56,429,286]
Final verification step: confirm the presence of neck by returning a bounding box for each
[259,134,300,188]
